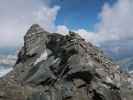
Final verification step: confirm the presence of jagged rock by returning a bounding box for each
[0,24,132,100]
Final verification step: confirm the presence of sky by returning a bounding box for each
[0,0,133,59]
[49,0,116,30]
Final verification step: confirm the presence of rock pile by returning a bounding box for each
[0,24,132,100]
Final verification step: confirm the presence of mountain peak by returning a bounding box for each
[26,24,44,35]
[0,24,132,100]
[23,24,50,57]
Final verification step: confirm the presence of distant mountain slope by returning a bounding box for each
[101,47,133,72]
[0,54,16,77]
[0,55,16,66]
[0,47,17,55]
[116,57,133,72]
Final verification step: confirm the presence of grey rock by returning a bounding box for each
[0,24,132,100]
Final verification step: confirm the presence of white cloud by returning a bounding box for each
[76,0,133,47]
[75,29,98,44]
[56,25,69,35]
[0,0,60,47]
[34,6,60,32]
[56,26,100,45]
[1,0,133,48]
[96,0,133,42]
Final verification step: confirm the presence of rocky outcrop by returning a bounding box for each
[0,24,132,100]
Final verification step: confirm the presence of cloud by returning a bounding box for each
[75,29,98,45]
[76,0,133,45]
[96,0,133,42]
[74,0,133,57]
[94,0,133,57]
[1,0,133,54]
[56,0,133,46]
[33,5,60,32]
[56,25,69,35]
[56,26,100,46]
[0,0,60,47]
[101,39,133,59]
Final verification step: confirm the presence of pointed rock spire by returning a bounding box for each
[23,24,49,56]
[25,24,44,37]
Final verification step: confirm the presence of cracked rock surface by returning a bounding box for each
[0,24,132,100]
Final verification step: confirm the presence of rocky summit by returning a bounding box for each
[0,24,133,100]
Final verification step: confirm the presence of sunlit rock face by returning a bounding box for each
[0,24,132,100]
